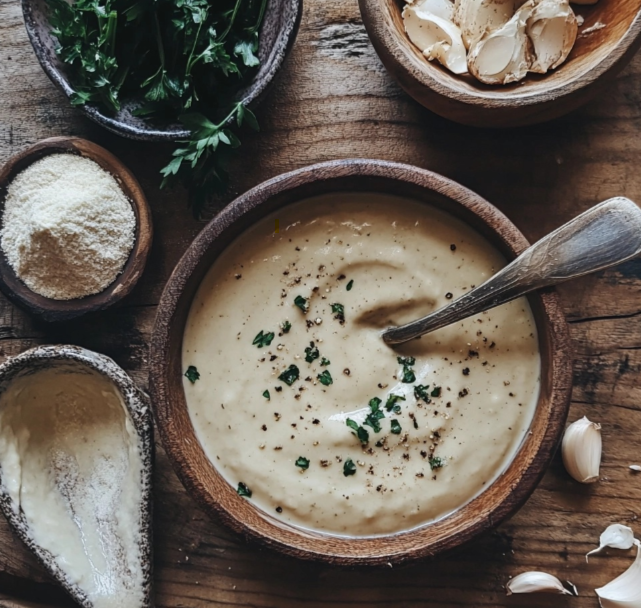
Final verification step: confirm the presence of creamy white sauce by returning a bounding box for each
[183,193,540,536]
[0,365,145,608]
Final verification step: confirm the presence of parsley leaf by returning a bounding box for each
[237,482,252,497]
[253,330,275,348]
[429,456,446,470]
[346,279,354,291]
[385,394,406,412]
[184,365,200,383]
[343,458,357,476]
[295,456,310,470]
[320,357,331,366]
[390,419,402,435]
[294,295,309,314]
[363,397,385,433]
[414,384,431,403]
[281,320,292,334]
[330,302,345,323]
[305,342,320,363]
[262,390,270,400]
[278,365,300,386]
[346,418,369,444]
[397,356,416,383]
[431,386,442,398]
[317,370,333,386]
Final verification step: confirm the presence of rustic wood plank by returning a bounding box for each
[1,0,641,605]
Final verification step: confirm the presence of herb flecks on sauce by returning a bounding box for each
[429,456,446,470]
[385,394,406,412]
[295,456,310,470]
[390,419,402,435]
[184,365,200,383]
[278,365,300,386]
[262,390,270,400]
[305,342,320,363]
[363,397,385,433]
[431,386,442,398]
[237,482,252,497]
[320,357,331,366]
[414,384,431,403]
[330,302,345,323]
[346,418,369,444]
[398,356,416,384]
[281,320,292,334]
[294,295,309,314]
[343,458,357,476]
[253,330,275,348]
[346,280,354,291]
[318,370,333,386]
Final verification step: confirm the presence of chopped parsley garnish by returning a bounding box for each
[385,393,406,412]
[184,365,200,383]
[252,330,275,348]
[320,357,331,366]
[346,418,369,444]
[330,302,345,322]
[398,356,416,384]
[295,456,310,470]
[304,342,320,363]
[262,390,270,400]
[343,458,357,476]
[278,364,300,386]
[237,482,252,497]
[317,370,333,386]
[390,419,402,434]
[431,386,442,398]
[346,279,354,291]
[281,320,292,334]
[414,384,431,403]
[412,417,419,429]
[294,295,309,314]
[364,397,385,433]
[429,456,446,470]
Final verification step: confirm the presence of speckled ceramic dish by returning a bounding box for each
[22,0,302,141]
[0,345,154,608]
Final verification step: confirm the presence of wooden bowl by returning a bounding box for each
[358,0,641,127]
[0,344,154,608]
[0,137,153,322]
[149,159,573,566]
[22,0,302,141]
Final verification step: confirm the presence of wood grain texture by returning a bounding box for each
[0,0,641,604]
[0,137,153,322]
[359,0,641,127]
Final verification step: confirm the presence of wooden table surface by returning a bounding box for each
[1,0,641,606]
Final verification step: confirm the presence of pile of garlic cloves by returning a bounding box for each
[402,0,596,85]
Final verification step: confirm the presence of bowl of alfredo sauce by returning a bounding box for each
[150,159,572,566]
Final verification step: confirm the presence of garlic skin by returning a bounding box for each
[526,0,578,73]
[506,571,577,595]
[453,0,520,49]
[562,416,602,483]
[596,540,641,608]
[403,6,468,75]
[467,9,533,85]
[587,524,636,562]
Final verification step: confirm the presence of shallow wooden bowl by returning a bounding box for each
[149,159,573,566]
[358,0,641,127]
[0,136,153,322]
[22,0,302,141]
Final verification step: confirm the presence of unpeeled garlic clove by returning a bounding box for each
[453,0,521,49]
[506,571,577,596]
[562,416,602,483]
[587,524,636,562]
[467,8,533,85]
[526,0,578,73]
[403,6,468,74]
[596,540,641,607]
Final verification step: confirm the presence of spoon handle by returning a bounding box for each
[382,197,641,345]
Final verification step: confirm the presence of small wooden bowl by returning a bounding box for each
[149,159,573,566]
[0,137,153,322]
[358,0,641,127]
[22,0,302,141]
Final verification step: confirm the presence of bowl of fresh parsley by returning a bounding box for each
[22,0,302,212]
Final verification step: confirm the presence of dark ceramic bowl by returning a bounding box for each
[22,0,302,141]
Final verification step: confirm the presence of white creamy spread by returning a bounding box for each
[0,365,145,608]
[183,193,540,536]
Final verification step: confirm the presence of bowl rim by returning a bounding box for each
[358,0,641,109]
[0,136,153,322]
[149,158,573,566]
[0,344,154,608]
[21,0,303,141]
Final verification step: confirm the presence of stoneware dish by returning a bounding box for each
[0,136,153,322]
[22,0,303,141]
[149,159,573,566]
[0,345,154,608]
[358,0,641,127]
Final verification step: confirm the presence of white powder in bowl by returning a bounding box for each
[1,153,136,300]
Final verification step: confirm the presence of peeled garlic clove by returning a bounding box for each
[587,524,636,561]
[596,540,641,607]
[467,9,533,85]
[506,571,577,596]
[630,465,641,472]
[526,0,578,73]
[454,0,521,49]
[562,416,602,483]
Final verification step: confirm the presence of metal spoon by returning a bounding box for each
[382,197,641,345]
